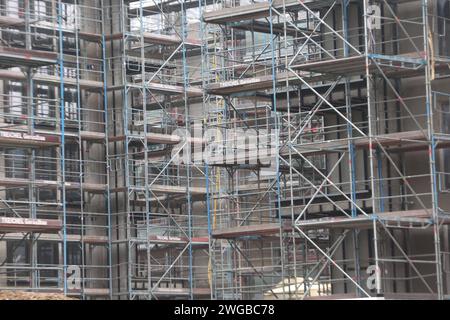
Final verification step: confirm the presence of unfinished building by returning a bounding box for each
[0,0,449,300]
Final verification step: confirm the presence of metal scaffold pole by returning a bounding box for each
[101,0,114,300]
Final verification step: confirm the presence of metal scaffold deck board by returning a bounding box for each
[110,132,203,145]
[0,15,103,42]
[203,0,333,24]
[0,69,103,90]
[135,235,209,248]
[79,131,106,142]
[0,15,25,27]
[0,128,104,144]
[278,189,371,208]
[67,288,110,297]
[280,130,436,156]
[0,177,107,193]
[206,72,297,95]
[0,0,112,299]
[212,222,291,239]
[111,185,206,196]
[1,233,109,244]
[147,82,203,97]
[0,47,58,68]
[206,130,438,167]
[127,0,215,16]
[291,54,429,77]
[230,20,309,36]
[130,192,207,206]
[204,0,414,24]
[109,32,201,47]
[0,0,444,301]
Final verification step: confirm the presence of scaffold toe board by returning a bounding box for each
[290,54,427,77]
[0,217,62,234]
[0,130,60,147]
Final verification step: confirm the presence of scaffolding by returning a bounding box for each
[0,0,449,300]
[106,0,210,300]
[202,0,450,300]
[0,0,111,299]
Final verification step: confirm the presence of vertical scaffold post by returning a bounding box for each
[363,0,382,296]
[422,0,444,300]
[57,0,68,296]
[101,0,114,300]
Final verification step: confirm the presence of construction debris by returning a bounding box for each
[0,291,77,300]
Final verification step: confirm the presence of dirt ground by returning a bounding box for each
[0,290,77,300]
